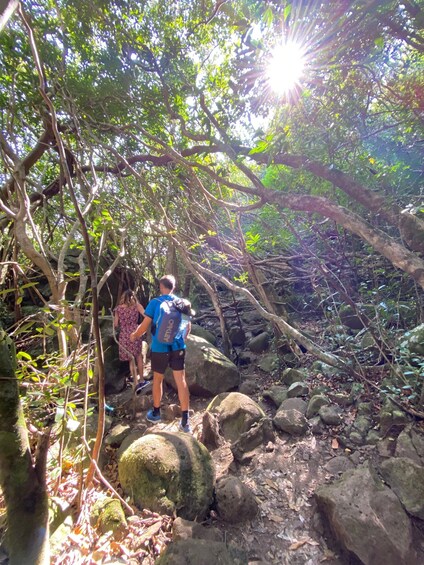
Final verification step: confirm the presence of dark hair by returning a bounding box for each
[180,298,195,317]
[160,274,176,291]
[120,289,136,306]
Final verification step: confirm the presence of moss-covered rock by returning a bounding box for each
[281,367,305,386]
[90,497,127,538]
[118,432,214,520]
[380,457,424,519]
[401,323,424,356]
[306,394,330,419]
[206,392,265,444]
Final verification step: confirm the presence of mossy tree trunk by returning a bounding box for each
[0,331,50,565]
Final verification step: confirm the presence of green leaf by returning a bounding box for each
[374,37,384,48]
[284,4,292,21]
[17,351,32,360]
[249,140,269,155]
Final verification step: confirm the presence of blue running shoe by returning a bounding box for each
[179,421,192,433]
[146,408,161,423]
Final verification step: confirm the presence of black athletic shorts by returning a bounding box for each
[150,349,185,374]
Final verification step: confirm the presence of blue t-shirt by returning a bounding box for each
[144,294,187,353]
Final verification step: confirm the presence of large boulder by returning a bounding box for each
[380,457,424,519]
[156,539,248,565]
[165,335,239,397]
[315,464,416,565]
[118,432,214,520]
[101,316,129,394]
[206,392,265,444]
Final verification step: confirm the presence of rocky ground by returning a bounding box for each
[40,319,424,564]
[57,353,421,565]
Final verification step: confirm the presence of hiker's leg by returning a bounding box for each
[152,371,164,408]
[173,370,189,412]
[170,350,189,412]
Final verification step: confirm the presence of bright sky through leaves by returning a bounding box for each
[266,41,306,95]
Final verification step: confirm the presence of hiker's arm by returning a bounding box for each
[185,321,191,339]
[113,310,119,328]
[130,315,151,341]
[136,301,145,316]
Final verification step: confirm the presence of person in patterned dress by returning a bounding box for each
[113,290,146,387]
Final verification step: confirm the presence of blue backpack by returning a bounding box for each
[154,298,184,344]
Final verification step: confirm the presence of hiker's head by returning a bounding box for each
[120,289,136,305]
[159,274,176,294]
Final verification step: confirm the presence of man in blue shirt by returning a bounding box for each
[130,274,192,432]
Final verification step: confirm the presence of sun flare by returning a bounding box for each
[266,41,306,95]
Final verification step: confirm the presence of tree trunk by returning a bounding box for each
[0,331,50,565]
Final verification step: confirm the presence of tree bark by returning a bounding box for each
[0,331,50,565]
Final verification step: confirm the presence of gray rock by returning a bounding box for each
[247,332,270,353]
[262,385,288,407]
[379,399,410,435]
[165,335,240,397]
[273,408,308,436]
[215,476,259,523]
[156,539,248,565]
[104,424,131,447]
[239,379,260,396]
[306,395,330,419]
[319,405,342,426]
[172,517,222,542]
[281,368,305,386]
[287,381,309,398]
[339,305,365,330]
[349,431,365,446]
[231,418,274,462]
[206,392,265,444]
[258,353,278,373]
[353,416,372,435]
[101,316,128,394]
[395,427,424,465]
[309,416,324,435]
[190,324,217,345]
[228,326,246,346]
[380,457,424,519]
[315,464,416,565]
[238,351,256,366]
[324,456,355,475]
[279,397,308,415]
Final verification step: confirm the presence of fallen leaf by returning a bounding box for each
[331,438,339,449]
[289,539,308,550]
[268,513,285,523]
[289,538,320,550]
[264,478,279,491]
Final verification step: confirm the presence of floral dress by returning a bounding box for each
[115,304,143,361]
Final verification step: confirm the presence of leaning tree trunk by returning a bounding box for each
[0,331,50,565]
